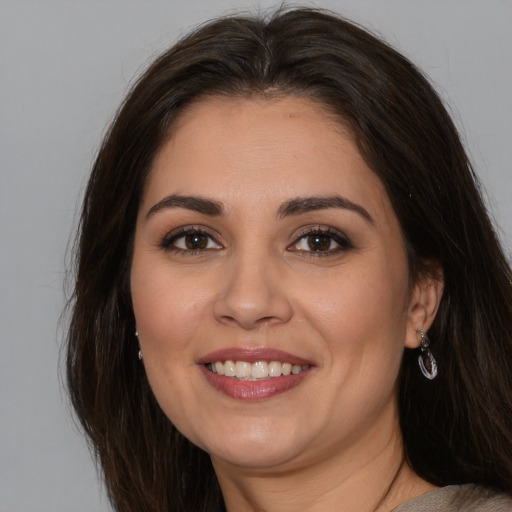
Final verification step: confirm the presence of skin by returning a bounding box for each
[130,96,443,511]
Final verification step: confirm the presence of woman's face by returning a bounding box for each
[131,96,428,472]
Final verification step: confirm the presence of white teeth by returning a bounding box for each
[282,363,292,376]
[235,361,252,378]
[291,364,302,375]
[251,361,268,379]
[207,360,309,380]
[268,361,282,377]
[224,360,236,377]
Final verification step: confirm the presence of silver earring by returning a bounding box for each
[135,329,142,360]
[418,330,437,380]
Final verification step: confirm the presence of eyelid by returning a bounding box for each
[157,224,352,256]
[287,225,353,255]
[159,225,223,252]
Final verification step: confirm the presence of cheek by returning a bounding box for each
[131,258,212,356]
[130,261,209,430]
[306,265,406,332]
[298,261,409,378]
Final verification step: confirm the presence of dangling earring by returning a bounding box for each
[418,330,437,380]
[135,329,142,360]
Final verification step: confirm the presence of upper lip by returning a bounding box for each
[196,348,313,366]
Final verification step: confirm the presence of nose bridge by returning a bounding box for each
[213,243,292,329]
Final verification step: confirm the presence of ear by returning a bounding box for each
[404,264,444,349]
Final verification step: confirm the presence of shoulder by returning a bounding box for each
[393,484,512,512]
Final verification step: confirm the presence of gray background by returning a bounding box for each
[1,1,510,511]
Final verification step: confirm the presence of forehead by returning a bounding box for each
[144,95,391,221]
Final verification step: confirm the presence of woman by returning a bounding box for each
[66,7,512,511]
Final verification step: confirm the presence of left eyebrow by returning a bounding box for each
[277,196,374,224]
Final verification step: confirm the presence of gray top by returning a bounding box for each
[393,484,512,511]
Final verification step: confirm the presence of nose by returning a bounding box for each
[212,251,293,330]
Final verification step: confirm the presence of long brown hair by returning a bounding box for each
[66,8,512,511]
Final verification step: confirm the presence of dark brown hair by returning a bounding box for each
[66,8,512,511]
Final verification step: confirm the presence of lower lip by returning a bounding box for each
[198,365,310,401]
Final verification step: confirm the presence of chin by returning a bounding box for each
[210,442,299,471]
[194,419,307,470]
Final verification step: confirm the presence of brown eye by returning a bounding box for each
[307,234,332,251]
[185,232,208,250]
[288,227,353,256]
[163,228,222,252]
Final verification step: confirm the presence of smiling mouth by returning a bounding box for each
[205,360,311,380]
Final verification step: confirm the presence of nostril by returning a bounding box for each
[213,301,293,329]
[212,264,294,328]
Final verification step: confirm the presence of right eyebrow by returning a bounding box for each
[145,194,224,219]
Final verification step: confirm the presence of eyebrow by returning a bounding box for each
[146,194,224,218]
[277,196,374,224]
[146,193,373,224]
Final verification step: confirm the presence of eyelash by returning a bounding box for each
[288,227,353,257]
[159,226,353,257]
[159,227,222,254]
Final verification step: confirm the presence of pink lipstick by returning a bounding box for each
[197,348,313,401]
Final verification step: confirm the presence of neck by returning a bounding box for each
[212,411,435,512]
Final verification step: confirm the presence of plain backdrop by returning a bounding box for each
[1,1,511,511]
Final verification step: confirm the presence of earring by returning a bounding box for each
[418,330,437,380]
[135,329,142,360]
